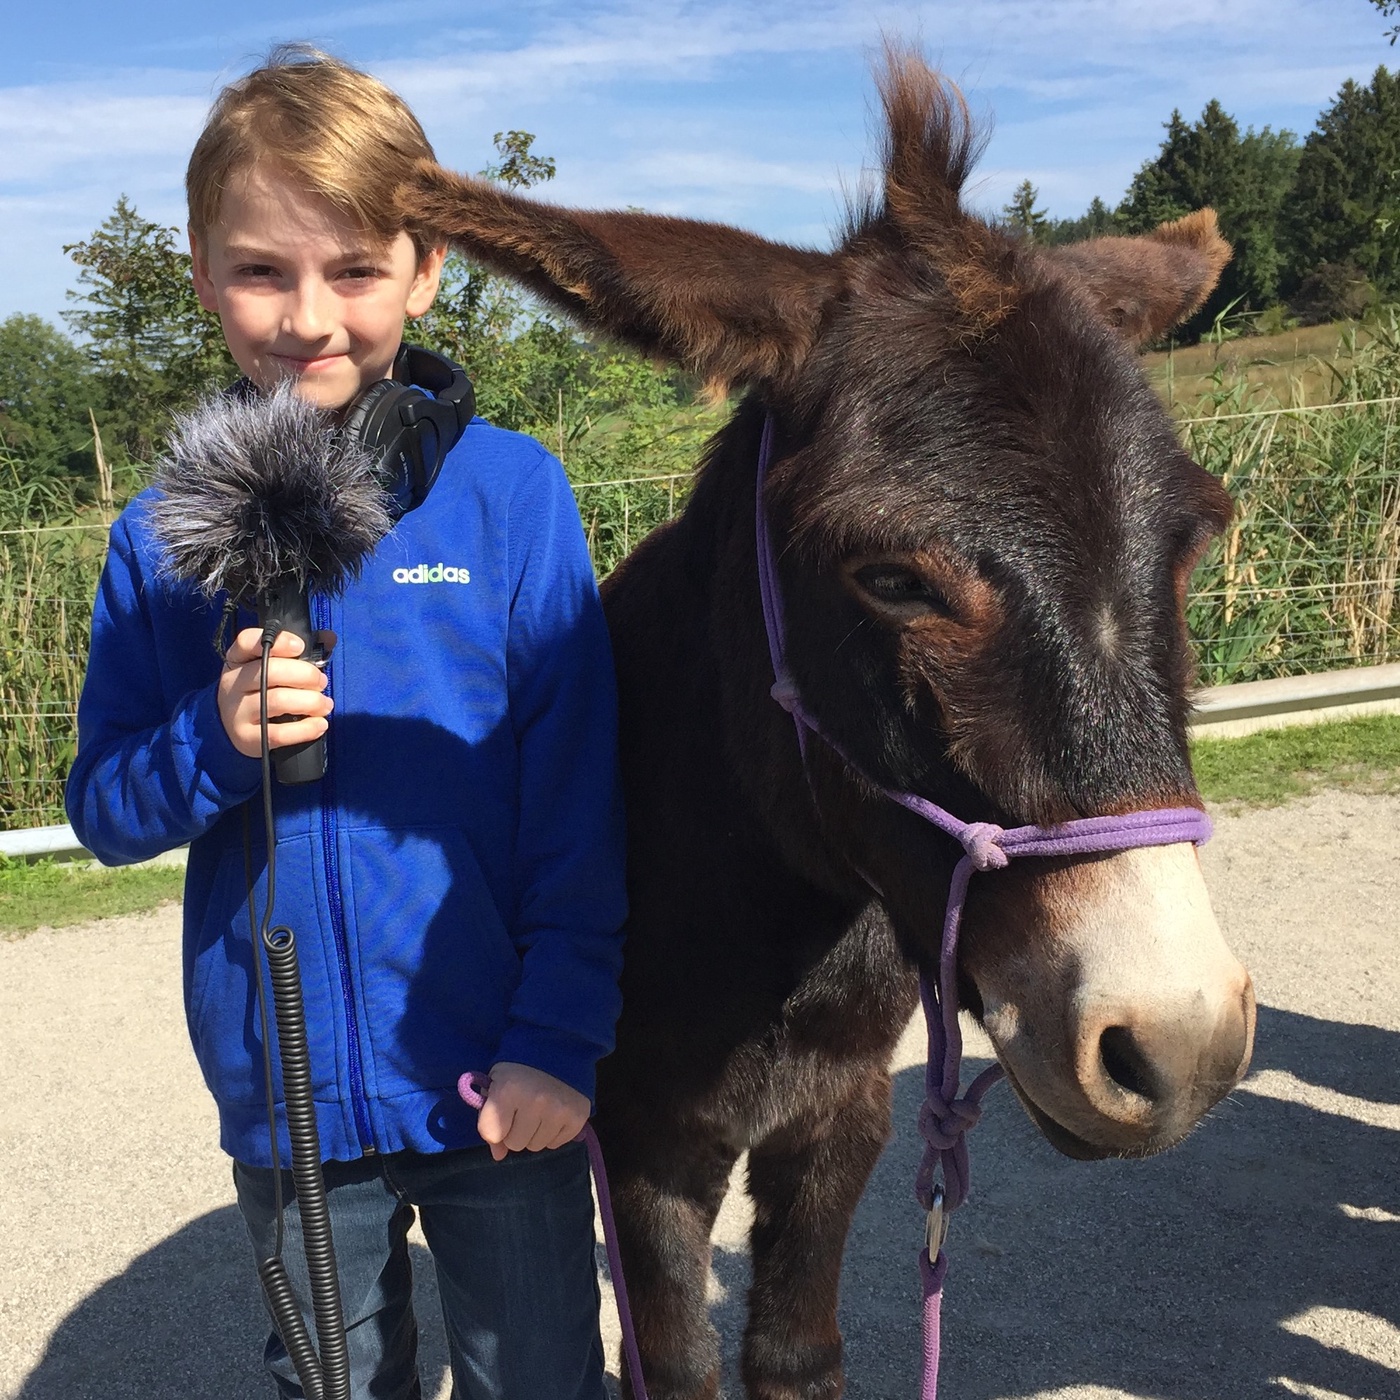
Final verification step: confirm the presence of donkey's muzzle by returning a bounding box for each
[1069,972,1257,1151]
[970,842,1256,1158]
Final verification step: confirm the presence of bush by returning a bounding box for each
[1247,304,1300,338]
[1287,262,1378,325]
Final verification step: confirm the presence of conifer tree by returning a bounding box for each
[1042,196,1118,247]
[1002,179,1048,241]
[62,196,233,463]
[1282,67,1400,301]
[1118,102,1297,338]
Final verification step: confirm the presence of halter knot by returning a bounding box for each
[918,1093,983,1152]
[959,821,1008,871]
[770,671,801,714]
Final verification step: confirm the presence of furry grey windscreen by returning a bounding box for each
[151,382,395,602]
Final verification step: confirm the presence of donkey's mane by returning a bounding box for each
[842,49,1021,333]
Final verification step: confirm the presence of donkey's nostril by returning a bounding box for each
[1099,1025,1158,1101]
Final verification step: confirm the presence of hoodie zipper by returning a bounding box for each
[314,593,375,1153]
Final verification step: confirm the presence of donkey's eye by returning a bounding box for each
[851,564,952,617]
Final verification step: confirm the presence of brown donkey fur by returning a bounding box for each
[401,51,1248,1400]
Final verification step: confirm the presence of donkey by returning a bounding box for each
[402,53,1257,1400]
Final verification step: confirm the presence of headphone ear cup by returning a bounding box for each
[341,378,401,453]
[341,349,472,519]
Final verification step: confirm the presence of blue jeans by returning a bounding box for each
[233,1142,606,1400]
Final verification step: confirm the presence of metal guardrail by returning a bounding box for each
[7,663,1396,861]
[0,823,87,860]
[0,823,188,866]
[1189,661,1400,739]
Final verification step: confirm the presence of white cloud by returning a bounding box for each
[0,85,208,183]
[0,0,1390,320]
[630,151,836,197]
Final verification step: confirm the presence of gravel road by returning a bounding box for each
[2,790,1396,1400]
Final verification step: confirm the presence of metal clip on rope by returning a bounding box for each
[925,1183,948,1265]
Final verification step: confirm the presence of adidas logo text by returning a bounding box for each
[392,563,471,584]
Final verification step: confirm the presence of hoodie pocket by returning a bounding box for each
[186,846,242,1043]
[188,834,336,1108]
[346,825,521,1097]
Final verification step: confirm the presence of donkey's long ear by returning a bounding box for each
[398,161,841,394]
[1050,210,1232,346]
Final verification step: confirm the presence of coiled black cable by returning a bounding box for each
[242,629,351,1400]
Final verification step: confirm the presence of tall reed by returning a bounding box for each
[4,324,1400,829]
[1184,319,1400,684]
[0,458,105,828]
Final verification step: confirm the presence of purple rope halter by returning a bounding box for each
[754,414,1212,1398]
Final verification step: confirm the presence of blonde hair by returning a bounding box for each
[187,45,439,258]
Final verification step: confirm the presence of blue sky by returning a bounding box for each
[2,0,1391,327]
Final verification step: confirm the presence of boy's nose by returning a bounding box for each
[283,281,335,343]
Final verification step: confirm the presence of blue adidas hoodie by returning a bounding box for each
[66,419,627,1167]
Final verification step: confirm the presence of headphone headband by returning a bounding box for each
[340,344,475,519]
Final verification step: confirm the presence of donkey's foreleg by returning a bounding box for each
[607,1133,740,1400]
[740,1070,893,1400]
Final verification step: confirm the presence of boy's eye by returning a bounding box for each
[340,266,383,281]
[235,264,277,278]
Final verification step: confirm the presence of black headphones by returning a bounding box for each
[228,344,474,521]
[341,344,475,519]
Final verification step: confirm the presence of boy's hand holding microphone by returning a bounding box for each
[218,627,337,757]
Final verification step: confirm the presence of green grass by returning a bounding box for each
[0,855,184,937]
[1144,318,1369,409]
[1192,714,1400,808]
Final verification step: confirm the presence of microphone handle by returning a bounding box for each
[255,580,328,785]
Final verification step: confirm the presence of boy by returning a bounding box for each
[65,46,626,1400]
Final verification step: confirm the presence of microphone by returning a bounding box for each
[151,382,394,783]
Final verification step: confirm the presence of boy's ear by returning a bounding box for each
[396,160,842,394]
[406,242,446,320]
[188,226,220,314]
[1049,209,1232,346]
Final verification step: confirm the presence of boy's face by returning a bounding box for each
[190,162,445,412]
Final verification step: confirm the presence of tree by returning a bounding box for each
[0,315,98,482]
[412,131,565,430]
[1042,197,1119,247]
[411,130,703,479]
[482,130,557,190]
[1118,101,1299,338]
[1287,262,1378,325]
[1002,179,1048,241]
[1370,0,1400,44]
[63,196,234,463]
[1282,66,1400,302]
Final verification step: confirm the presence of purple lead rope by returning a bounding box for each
[455,415,1212,1400]
[457,1073,651,1400]
[754,414,1212,1398]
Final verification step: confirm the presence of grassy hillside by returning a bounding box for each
[1144,321,1371,409]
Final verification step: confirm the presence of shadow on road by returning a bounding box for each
[833,1003,1399,1400]
[14,1005,1397,1400]
[13,1206,451,1400]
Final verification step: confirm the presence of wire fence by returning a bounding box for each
[4,396,1398,830]
[1180,392,1399,687]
